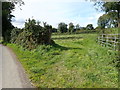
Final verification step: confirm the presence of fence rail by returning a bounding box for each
[97,34,120,51]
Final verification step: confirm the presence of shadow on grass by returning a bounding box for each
[52,37,82,40]
[52,42,82,50]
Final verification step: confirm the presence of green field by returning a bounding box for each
[7,33,118,88]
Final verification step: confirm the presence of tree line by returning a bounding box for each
[56,23,94,33]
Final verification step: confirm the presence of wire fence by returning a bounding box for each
[97,34,120,51]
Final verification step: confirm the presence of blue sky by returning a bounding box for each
[11,0,104,28]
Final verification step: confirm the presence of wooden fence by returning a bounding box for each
[97,34,120,51]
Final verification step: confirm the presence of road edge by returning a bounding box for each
[5,45,35,88]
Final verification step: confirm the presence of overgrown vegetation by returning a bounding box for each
[7,34,118,88]
[2,1,119,88]
[97,28,119,34]
[10,19,53,50]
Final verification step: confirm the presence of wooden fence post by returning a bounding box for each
[98,34,120,51]
[114,36,116,50]
[102,34,103,46]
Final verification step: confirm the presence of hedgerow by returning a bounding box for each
[10,18,53,50]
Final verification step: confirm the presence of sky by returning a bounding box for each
[11,0,105,28]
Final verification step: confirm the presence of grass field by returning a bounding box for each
[7,33,118,88]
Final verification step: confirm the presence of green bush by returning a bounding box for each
[10,28,23,43]
[10,18,53,50]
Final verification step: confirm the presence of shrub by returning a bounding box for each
[10,18,53,50]
[10,28,23,43]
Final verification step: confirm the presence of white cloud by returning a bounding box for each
[12,18,25,28]
[84,12,104,27]
[11,0,104,28]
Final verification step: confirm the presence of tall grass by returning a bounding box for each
[7,33,118,88]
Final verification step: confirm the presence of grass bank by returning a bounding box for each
[7,33,118,88]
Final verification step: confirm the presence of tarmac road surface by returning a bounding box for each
[0,44,34,88]
[0,44,2,89]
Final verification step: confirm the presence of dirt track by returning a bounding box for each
[0,44,34,88]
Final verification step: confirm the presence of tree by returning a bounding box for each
[2,2,15,42]
[68,22,74,33]
[86,24,94,30]
[2,0,24,42]
[81,27,86,30]
[98,14,108,29]
[52,28,57,33]
[94,1,120,28]
[95,26,101,30]
[76,24,80,31]
[58,22,68,33]
[98,13,118,29]
[3,0,24,6]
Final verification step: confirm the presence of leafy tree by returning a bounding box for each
[2,2,15,42]
[2,0,24,42]
[52,28,57,33]
[86,24,94,30]
[95,26,101,30]
[3,0,24,6]
[58,22,68,33]
[94,1,120,28]
[81,27,86,30]
[98,10,118,29]
[107,11,118,28]
[76,24,80,31]
[98,14,108,29]
[68,22,74,33]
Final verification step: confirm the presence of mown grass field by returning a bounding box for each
[7,33,118,88]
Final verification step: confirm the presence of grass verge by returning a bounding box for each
[7,33,118,88]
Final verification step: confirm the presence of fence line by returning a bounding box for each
[97,34,120,51]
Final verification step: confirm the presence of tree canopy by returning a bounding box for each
[68,22,74,33]
[2,0,24,42]
[2,2,15,42]
[95,1,120,28]
[86,24,94,30]
[58,22,68,33]
[75,24,80,31]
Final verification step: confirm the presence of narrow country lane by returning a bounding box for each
[0,44,34,88]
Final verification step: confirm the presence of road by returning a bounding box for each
[0,44,2,89]
[0,44,34,88]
